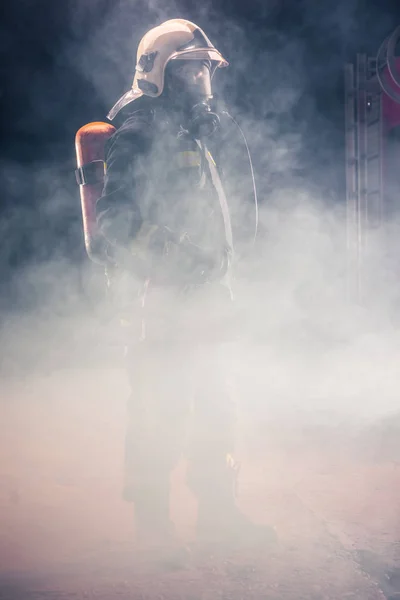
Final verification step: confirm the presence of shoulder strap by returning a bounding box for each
[196,140,234,258]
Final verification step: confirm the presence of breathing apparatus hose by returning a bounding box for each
[221,111,259,246]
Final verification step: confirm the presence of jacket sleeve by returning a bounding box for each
[96,120,151,248]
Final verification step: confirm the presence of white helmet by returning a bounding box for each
[107,19,228,121]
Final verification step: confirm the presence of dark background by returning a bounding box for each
[0,0,399,297]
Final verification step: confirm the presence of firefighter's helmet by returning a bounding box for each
[107,19,228,121]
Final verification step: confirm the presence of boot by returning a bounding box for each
[188,455,277,559]
[134,518,191,572]
[129,483,191,572]
[196,499,277,555]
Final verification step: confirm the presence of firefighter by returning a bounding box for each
[96,18,275,565]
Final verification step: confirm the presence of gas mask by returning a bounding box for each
[165,59,220,139]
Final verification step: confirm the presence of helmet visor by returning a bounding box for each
[170,47,228,67]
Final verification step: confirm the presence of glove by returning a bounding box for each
[162,232,219,285]
[117,222,222,285]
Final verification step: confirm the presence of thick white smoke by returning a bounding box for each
[1,1,400,598]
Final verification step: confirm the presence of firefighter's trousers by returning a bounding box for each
[124,338,239,539]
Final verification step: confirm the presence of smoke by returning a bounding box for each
[2,0,400,597]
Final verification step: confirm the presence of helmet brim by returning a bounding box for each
[107,88,144,121]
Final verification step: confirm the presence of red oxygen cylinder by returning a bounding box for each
[75,121,116,264]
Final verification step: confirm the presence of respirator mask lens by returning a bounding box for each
[168,60,213,99]
[167,60,220,138]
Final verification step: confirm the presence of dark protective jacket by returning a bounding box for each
[96,104,233,287]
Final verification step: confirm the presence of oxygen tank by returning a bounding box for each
[75,121,116,264]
